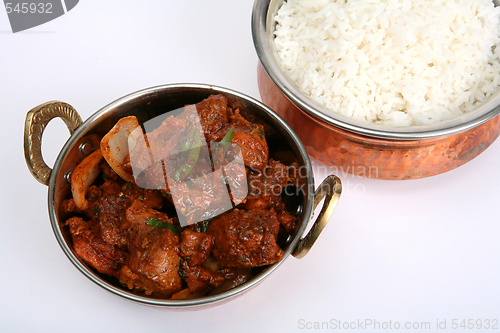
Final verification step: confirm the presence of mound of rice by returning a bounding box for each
[274,0,500,126]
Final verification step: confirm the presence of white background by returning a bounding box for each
[1,1,499,332]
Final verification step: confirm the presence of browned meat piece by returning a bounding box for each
[231,111,269,170]
[207,208,283,267]
[245,159,289,210]
[180,263,225,293]
[120,181,165,210]
[148,116,187,151]
[125,199,173,228]
[136,161,169,191]
[92,180,129,249]
[60,198,81,215]
[271,152,306,191]
[140,189,165,209]
[99,158,122,182]
[194,94,231,137]
[64,174,165,252]
[99,178,122,195]
[96,179,162,249]
[232,132,268,171]
[209,109,268,170]
[165,179,215,226]
[209,142,249,206]
[276,210,297,233]
[148,123,185,170]
[209,267,253,294]
[65,217,124,277]
[219,267,253,284]
[119,200,182,297]
[98,191,129,249]
[61,190,100,220]
[127,116,186,189]
[244,159,297,232]
[62,183,105,220]
[180,229,214,266]
[85,184,102,206]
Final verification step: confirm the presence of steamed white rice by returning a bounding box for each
[274,0,500,126]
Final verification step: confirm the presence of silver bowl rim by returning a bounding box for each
[252,0,500,140]
[47,83,316,308]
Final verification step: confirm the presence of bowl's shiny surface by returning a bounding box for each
[252,0,500,179]
[45,84,318,307]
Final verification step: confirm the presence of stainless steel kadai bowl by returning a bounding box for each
[23,83,342,307]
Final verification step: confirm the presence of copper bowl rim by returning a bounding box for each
[252,0,500,140]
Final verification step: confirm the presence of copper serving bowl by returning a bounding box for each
[252,0,500,180]
[23,84,341,307]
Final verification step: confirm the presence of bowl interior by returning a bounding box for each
[48,84,315,307]
[252,0,500,140]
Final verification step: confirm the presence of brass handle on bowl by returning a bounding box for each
[292,174,342,259]
[24,101,83,186]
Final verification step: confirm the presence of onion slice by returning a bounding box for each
[100,116,142,182]
[71,149,103,211]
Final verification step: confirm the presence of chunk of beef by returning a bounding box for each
[209,110,269,170]
[119,200,182,297]
[97,179,165,249]
[127,116,186,190]
[210,267,253,294]
[180,262,225,293]
[65,217,124,277]
[194,94,231,137]
[180,229,214,266]
[276,210,297,233]
[98,191,129,249]
[207,208,283,267]
[244,159,297,232]
[245,159,288,209]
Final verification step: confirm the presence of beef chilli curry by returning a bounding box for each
[60,94,301,299]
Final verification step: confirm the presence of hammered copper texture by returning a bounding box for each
[257,64,500,180]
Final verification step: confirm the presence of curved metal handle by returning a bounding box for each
[292,174,342,259]
[24,101,83,186]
